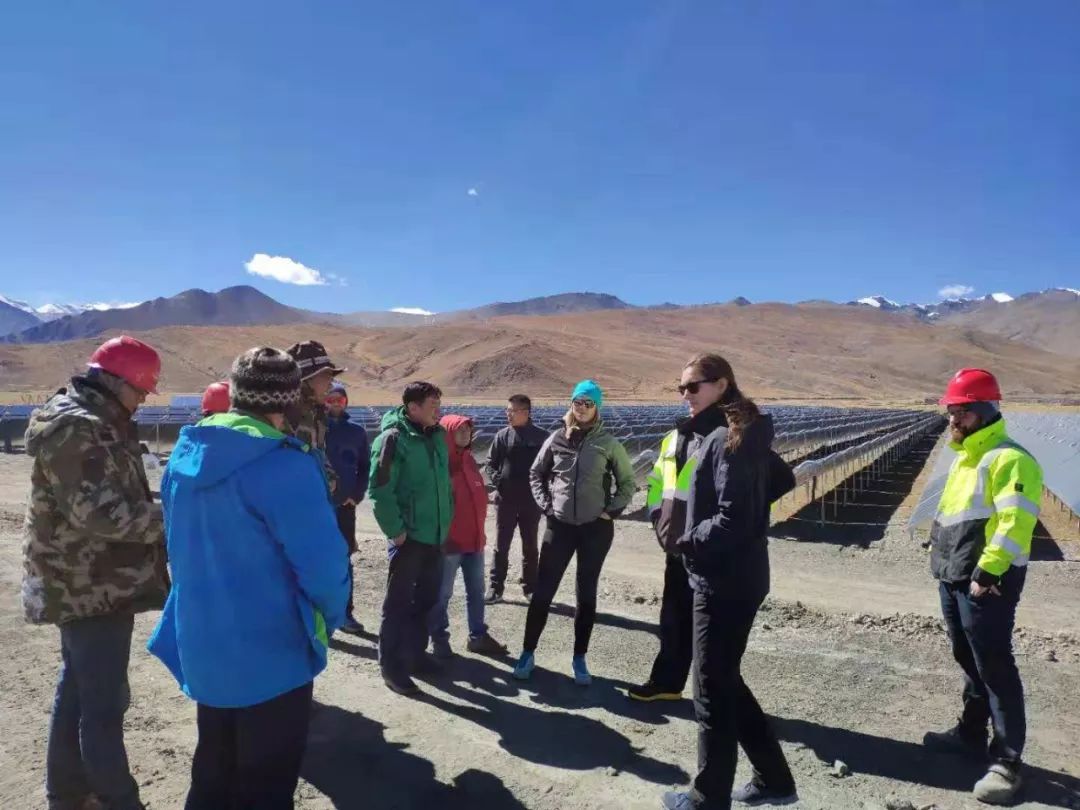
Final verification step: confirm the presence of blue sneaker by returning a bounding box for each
[572,655,592,686]
[513,651,535,680]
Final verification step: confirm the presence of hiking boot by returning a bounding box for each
[431,639,454,660]
[973,763,1022,805]
[572,655,592,686]
[732,775,799,806]
[339,616,365,636]
[923,723,988,760]
[467,632,508,656]
[485,587,503,605]
[382,671,420,696]
[660,791,700,809]
[512,651,535,680]
[628,681,683,702]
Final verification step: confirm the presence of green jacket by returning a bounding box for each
[367,407,453,545]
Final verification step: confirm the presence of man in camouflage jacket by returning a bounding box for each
[23,335,168,810]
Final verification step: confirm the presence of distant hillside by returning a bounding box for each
[0,298,41,337]
[5,286,313,343]
[933,289,1080,358]
[2,302,1077,402]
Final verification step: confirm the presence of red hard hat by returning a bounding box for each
[88,336,161,394]
[201,381,231,415]
[940,368,1002,406]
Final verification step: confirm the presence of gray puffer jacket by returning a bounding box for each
[530,420,636,526]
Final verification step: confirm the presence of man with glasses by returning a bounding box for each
[485,394,548,603]
[924,368,1043,806]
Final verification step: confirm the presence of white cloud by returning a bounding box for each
[938,284,975,299]
[244,253,330,286]
[467,187,479,197]
[391,307,436,316]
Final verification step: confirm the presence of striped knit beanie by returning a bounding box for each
[230,347,302,415]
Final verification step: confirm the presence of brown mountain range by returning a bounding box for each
[1,302,1077,403]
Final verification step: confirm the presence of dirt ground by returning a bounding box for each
[1,439,1079,810]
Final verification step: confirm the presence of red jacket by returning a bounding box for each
[440,415,488,554]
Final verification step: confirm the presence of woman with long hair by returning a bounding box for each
[513,379,636,686]
[661,354,799,810]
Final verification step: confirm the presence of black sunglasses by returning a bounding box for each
[571,398,596,409]
[678,378,719,395]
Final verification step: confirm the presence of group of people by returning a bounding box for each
[20,332,1042,810]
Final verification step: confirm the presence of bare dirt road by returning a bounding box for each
[1,440,1078,810]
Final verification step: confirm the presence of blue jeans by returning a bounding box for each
[46,613,144,810]
[428,551,488,644]
[938,566,1027,764]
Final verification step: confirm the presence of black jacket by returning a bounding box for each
[485,421,549,497]
[676,412,795,603]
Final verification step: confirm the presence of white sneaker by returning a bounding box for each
[973,763,1022,805]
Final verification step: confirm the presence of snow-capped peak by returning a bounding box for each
[1053,287,1080,296]
[0,296,143,323]
[989,292,1014,303]
[855,295,900,309]
[0,294,37,314]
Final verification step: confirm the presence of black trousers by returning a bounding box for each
[939,566,1027,763]
[379,539,443,676]
[690,590,794,808]
[523,516,614,657]
[185,681,314,810]
[648,553,694,692]
[335,505,357,617]
[490,489,541,594]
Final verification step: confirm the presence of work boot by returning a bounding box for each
[339,616,365,636]
[628,680,683,702]
[485,587,503,605]
[382,670,420,696]
[467,632,508,656]
[731,775,799,806]
[973,762,1022,805]
[431,639,454,660]
[923,723,988,760]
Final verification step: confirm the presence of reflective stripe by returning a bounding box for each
[662,488,688,502]
[934,505,993,527]
[989,533,1026,557]
[1012,554,1030,567]
[972,441,1025,501]
[993,493,1040,517]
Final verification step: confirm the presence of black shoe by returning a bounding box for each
[382,671,420,696]
[485,587,503,605]
[339,616,365,636]
[627,681,683,702]
[731,776,798,806]
[923,724,989,760]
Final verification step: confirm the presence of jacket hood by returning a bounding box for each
[737,412,775,452]
[167,412,299,490]
[439,414,474,469]
[25,376,133,457]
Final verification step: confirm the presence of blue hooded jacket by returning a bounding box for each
[147,412,349,709]
[326,411,370,506]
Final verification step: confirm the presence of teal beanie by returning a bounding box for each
[571,379,603,408]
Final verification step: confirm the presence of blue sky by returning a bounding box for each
[1,2,1077,313]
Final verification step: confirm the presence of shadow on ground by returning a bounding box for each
[302,700,528,810]
[776,716,1080,808]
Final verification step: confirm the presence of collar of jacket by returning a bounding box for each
[950,415,1007,460]
[676,403,728,437]
[69,374,134,427]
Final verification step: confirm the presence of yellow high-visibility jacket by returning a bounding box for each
[930,417,1043,585]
